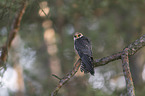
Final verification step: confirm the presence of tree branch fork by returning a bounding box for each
[51,34,145,96]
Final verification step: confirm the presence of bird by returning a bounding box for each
[73,32,94,75]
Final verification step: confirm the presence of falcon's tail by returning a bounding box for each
[81,54,94,75]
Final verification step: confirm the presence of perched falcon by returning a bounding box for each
[74,32,94,75]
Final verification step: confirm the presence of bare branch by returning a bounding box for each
[94,51,122,67]
[51,34,145,96]
[121,48,135,96]
[0,0,27,67]
[94,34,145,67]
[7,0,27,48]
[51,59,81,96]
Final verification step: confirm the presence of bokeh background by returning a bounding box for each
[0,0,145,96]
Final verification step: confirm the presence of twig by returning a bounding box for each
[121,48,135,96]
[36,0,49,19]
[52,74,61,80]
[51,34,145,96]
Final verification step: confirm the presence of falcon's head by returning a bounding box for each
[74,32,83,40]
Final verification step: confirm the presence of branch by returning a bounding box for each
[51,34,145,96]
[121,48,135,96]
[7,0,27,48]
[51,59,81,96]
[94,51,122,67]
[0,0,27,67]
[94,34,145,67]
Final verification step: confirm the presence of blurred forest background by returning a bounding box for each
[0,0,145,96]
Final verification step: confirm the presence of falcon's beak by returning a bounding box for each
[76,35,79,38]
[74,32,83,40]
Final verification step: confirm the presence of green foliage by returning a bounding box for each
[0,0,145,96]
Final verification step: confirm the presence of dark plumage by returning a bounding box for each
[74,33,94,75]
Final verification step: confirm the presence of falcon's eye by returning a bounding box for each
[74,35,77,38]
[78,34,81,37]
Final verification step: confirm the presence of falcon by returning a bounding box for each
[74,32,94,75]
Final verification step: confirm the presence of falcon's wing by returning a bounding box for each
[74,36,92,57]
[74,36,94,75]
